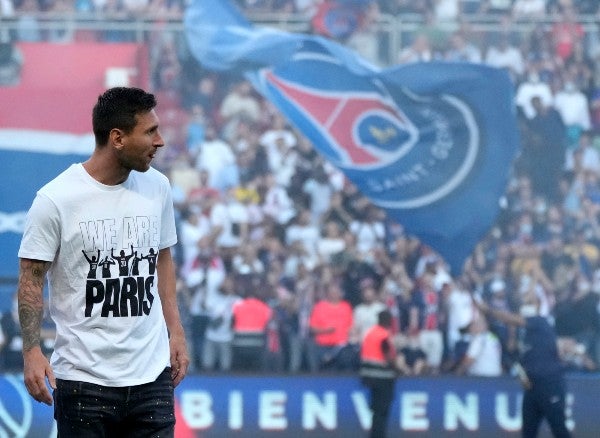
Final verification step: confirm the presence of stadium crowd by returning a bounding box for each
[2,0,600,379]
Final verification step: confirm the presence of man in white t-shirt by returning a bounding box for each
[455,316,503,377]
[202,276,241,372]
[17,87,189,436]
[351,278,387,343]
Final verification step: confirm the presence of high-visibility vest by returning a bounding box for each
[359,325,396,379]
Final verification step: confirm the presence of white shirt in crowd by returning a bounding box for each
[515,77,553,119]
[465,331,503,377]
[353,301,387,342]
[554,85,592,130]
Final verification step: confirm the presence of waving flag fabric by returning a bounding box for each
[184,0,520,274]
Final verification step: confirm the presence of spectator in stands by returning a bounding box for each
[551,6,584,62]
[231,286,272,372]
[285,208,320,261]
[351,278,387,343]
[486,277,519,367]
[521,95,567,202]
[554,273,600,365]
[554,78,592,147]
[382,262,414,328]
[185,104,206,157]
[409,272,444,374]
[557,336,597,372]
[317,220,347,265]
[320,190,354,229]
[202,275,241,372]
[185,238,226,371]
[485,33,525,81]
[179,206,213,277]
[443,280,475,362]
[394,332,427,376]
[182,74,220,118]
[219,80,261,139]
[152,21,184,58]
[512,0,547,20]
[193,123,236,189]
[349,204,386,260]
[272,279,305,373]
[566,130,600,174]
[346,1,382,65]
[262,172,297,228]
[259,113,297,163]
[444,31,483,63]
[516,68,554,120]
[211,186,250,270]
[14,0,41,42]
[398,33,434,64]
[302,163,335,225]
[454,315,503,376]
[232,242,265,278]
[308,281,355,371]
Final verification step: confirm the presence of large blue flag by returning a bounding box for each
[184,0,520,274]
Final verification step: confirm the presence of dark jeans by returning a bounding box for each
[54,368,175,438]
[522,377,571,438]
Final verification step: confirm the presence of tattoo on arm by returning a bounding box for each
[17,259,50,352]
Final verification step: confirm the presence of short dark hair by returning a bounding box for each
[378,309,392,327]
[92,87,157,146]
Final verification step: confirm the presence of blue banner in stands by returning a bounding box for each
[184,0,521,274]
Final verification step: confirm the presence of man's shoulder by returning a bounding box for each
[38,164,81,194]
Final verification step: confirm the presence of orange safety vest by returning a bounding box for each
[359,325,396,379]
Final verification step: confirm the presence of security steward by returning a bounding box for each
[359,309,402,438]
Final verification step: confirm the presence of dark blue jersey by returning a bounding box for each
[520,316,563,381]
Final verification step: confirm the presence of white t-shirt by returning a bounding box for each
[18,164,177,386]
[466,332,503,377]
[205,293,241,343]
[353,301,387,342]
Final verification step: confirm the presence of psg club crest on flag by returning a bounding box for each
[184,0,521,274]
[258,53,481,210]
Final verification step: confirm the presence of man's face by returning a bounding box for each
[117,110,164,172]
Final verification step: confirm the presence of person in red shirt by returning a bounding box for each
[551,7,584,62]
[308,281,355,371]
[231,286,272,372]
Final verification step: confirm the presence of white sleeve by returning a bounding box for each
[160,178,178,250]
[18,193,61,262]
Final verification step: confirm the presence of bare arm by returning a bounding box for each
[18,258,55,405]
[454,355,475,376]
[473,297,526,327]
[157,248,189,386]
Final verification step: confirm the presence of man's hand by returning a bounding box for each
[169,334,190,387]
[23,346,55,405]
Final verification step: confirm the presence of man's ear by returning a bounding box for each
[109,128,125,150]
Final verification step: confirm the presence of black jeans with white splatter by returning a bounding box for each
[53,368,175,438]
